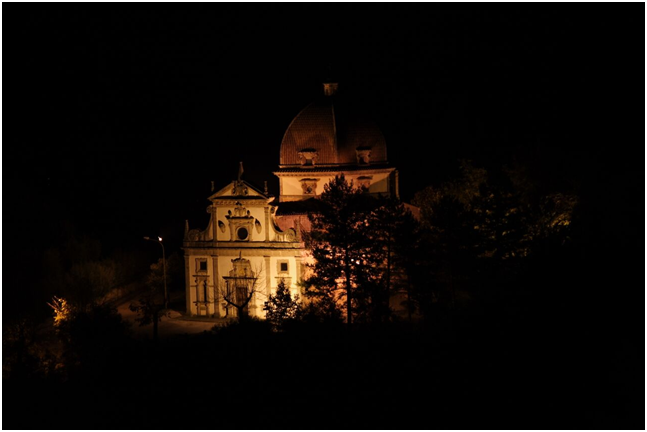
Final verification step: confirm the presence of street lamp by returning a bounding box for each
[144,236,168,310]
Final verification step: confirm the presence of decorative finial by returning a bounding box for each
[238,161,244,183]
[323,65,338,96]
[211,180,214,192]
[323,82,338,97]
[264,181,268,195]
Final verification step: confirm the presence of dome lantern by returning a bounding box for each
[322,81,339,96]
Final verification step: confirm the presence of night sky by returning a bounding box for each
[3,5,644,316]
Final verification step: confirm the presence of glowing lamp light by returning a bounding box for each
[158,236,163,241]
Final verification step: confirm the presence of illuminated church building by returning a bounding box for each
[182,82,401,318]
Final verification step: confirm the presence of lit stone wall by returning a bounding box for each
[276,168,396,202]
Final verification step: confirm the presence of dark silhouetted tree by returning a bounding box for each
[147,252,183,295]
[304,174,376,326]
[304,174,418,325]
[2,318,51,380]
[411,159,578,319]
[263,279,301,330]
[129,296,168,342]
[41,234,122,311]
[363,196,419,322]
[129,256,178,341]
[51,299,131,371]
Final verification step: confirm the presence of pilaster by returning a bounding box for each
[184,254,192,315]
[264,207,270,242]
[264,255,271,297]
[212,255,220,317]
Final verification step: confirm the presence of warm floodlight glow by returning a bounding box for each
[158,236,163,241]
[47,296,71,328]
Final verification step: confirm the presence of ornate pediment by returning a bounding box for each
[209,180,269,200]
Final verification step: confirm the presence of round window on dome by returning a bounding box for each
[237,227,249,241]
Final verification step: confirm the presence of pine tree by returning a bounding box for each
[263,280,300,329]
[303,174,418,325]
[304,174,374,326]
[363,196,418,322]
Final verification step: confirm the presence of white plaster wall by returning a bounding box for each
[215,208,228,241]
[361,172,390,194]
[186,254,216,316]
[268,256,299,299]
[249,207,267,242]
[280,172,391,199]
[281,177,309,197]
[283,174,335,196]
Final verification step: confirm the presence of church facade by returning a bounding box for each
[182,82,400,318]
[182,176,304,318]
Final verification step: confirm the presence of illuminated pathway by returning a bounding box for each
[116,291,226,339]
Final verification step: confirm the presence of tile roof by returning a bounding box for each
[279,96,388,168]
[275,198,322,215]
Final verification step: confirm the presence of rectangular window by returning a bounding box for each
[280,262,288,272]
[197,259,208,273]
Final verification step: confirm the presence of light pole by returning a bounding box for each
[144,236,168,310]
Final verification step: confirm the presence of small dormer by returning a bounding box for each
[323,81,339,96]
[356,146,372,165]
[297,149,318,167]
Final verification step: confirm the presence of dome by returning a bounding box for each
[279,86,388,168]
